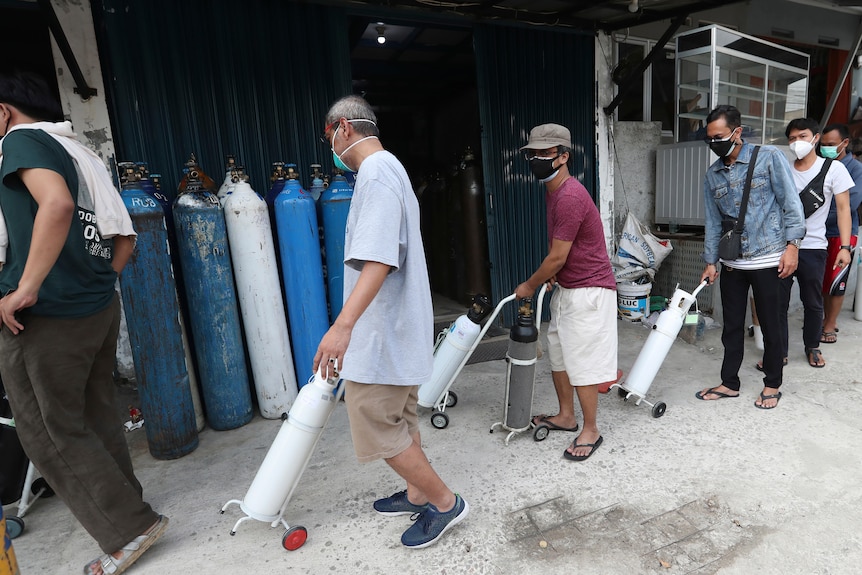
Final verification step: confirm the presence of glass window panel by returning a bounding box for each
[715,52,766,142]
[677,52,711,141]
[651,49,676,133]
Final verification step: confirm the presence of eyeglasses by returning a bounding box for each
[703,132,734,144]
[524,151,560,161]
[320,120,339,145]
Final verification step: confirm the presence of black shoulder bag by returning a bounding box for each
[718,146,760,261]
[798,158,833,218]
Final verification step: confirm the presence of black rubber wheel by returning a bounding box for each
[445,391,458,408]
[533,426,549,442]
[430,412,449,429]
[282,525,307,551]
[651,402,667,418]
[617,387,628,399]
[31,477,55,498]
[748,325,754,337]
[6,515,24,539]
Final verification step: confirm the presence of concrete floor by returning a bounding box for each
[5,297,862,575]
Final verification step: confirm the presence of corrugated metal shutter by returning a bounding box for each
[94,0,352,192]
[474,25,595,321]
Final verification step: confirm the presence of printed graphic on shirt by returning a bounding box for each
[75,162,112,261]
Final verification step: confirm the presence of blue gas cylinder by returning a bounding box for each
[172,161,253,430]
[118,163,198,459]
[274,164,329,384]
[320,170,353,323]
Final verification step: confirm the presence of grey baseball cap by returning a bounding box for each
[520,123,572,150]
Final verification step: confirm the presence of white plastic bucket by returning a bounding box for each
[617,282,651,321]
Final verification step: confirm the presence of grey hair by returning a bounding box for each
[325,95,380,137]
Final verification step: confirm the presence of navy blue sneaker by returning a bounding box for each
[400,494,469,549]
[373,490,429,517]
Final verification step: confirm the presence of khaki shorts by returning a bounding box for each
[546,285,618,386]
[344,381,419,463]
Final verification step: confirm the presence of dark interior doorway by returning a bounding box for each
[347,16,491,307]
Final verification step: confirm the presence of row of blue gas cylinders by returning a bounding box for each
[117,156,352,459]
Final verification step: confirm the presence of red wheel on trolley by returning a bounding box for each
[282,526,308,551]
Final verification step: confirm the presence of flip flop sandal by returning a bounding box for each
[754,391,782,409]
[84,515,169,575]
[820,331,838,344]
[695,387,739,400]
[806,348,825,368]
[531,414,579,432]
[563,435,603,461]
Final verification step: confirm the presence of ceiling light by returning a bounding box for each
[628,0,639,13]
[376,24,386,45]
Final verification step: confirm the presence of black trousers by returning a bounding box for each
[719,264,785,391]
[778,248,827,355]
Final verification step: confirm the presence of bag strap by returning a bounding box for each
[734,146,760,233]
[801,157,832,195]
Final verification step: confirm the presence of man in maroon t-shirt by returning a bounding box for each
[515,124,618,462]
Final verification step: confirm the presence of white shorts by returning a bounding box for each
[546,285,618,386]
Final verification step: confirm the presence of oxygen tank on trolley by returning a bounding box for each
[274,165,329,384]
[613,280,710,418]
[491,285,547,444]
[117,163,198,459]
[418,294,493,410]
[319,170,353,323]
[173,156,253,430]
[221,369,345,551]
[223,176,298,418]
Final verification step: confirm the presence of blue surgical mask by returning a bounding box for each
[330,119,379,173]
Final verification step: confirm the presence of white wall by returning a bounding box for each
[49,0,134,378]
[596,32,616,256]
[612,121,662,233]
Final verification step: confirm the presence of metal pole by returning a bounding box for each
[603,15,688,116]
[37,0,97,101]
[820,17,862,127]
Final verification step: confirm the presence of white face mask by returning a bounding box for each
[789,139,815,160]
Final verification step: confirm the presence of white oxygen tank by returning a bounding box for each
[624,282,706,397]
[418,295,493,408]
[223,178,298,418]
[240,370,340,522]
[856,246,862,321]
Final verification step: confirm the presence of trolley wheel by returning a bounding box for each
[533,425,549,442]
[282,525,307,551]
[651,402,667,418]
[31,477,55,498]
[6,515,24,539]
[617,387,629,399]
[445,391,458,408]
[430,411,449,429]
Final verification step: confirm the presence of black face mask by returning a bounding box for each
[528,155,560,181]
[707,129,738,158]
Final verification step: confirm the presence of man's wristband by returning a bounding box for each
[840,245,853,251]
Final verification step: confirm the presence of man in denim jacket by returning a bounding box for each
[695,105,805,410]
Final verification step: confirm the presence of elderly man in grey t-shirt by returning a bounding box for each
[313,95,468,549]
